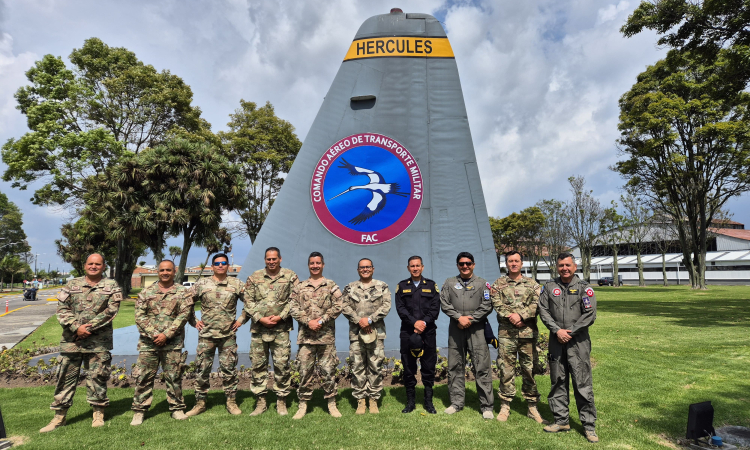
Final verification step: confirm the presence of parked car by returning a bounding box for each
[182,281,195,288]
[598,275,623,286]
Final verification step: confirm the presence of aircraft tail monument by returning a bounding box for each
[239,9,500,349]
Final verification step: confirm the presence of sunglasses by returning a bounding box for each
[358,266,373,270]
[457,262,474,267]
[213,261,229,266]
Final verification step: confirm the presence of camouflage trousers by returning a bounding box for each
[296,344,337,401]
[497,336,540,402]
[249,331,292,397]
[349,339,385,400]
[51,351,112,411]
[194,335,238,400]
[131,349,187,412]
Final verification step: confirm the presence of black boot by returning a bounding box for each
[424,386,437,414]
[402,387,416,413]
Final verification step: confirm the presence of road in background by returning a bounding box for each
[0,288,59,349]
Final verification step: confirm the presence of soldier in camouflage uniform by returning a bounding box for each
[244,247,299,416]
[491,251,548,424]
[185,253,249,417]
[341,258,391,414]
[289,252,344,419]
[40,254,122,433]
[130,260,193,425]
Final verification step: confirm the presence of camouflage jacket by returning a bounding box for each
[244,267,300,334]
[135,282,193,351]
[56,277,123,353]
[290,277,343,345]
[341,279,392,341]
[190,276,248,339]
[491,275,541,339]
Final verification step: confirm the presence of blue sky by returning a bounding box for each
[1,0,747,271]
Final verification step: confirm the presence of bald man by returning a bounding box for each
[40,254,123,432]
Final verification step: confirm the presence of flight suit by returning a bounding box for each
[440,274,494,413]
[538,275,597,431]
[394,277,440,388]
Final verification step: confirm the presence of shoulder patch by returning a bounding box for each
[585,287,594,297]
[552,288,562,297]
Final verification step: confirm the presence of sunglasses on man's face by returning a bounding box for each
[213,261,229,266]
[457,262,474,267]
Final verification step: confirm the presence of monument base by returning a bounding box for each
[688,441,737,450]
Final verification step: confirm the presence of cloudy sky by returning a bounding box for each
[1,0,748,271]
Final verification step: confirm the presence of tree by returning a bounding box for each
[0,192,31,258]
[168,246,182,264]
[615,49,750,289]
[136,139,245,283]
[1,38,205,209]
[490,206,545,278]
[621,190,652,286]
[622,0,750,78]
[566,176,603,282]
[536,199,570,278]
[0,255,30,290]
[218,100,302,243]
[650,212,679,286]
[55,217,115,276]
[598,201,625,287]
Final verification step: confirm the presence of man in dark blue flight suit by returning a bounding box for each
[395,255,440,414]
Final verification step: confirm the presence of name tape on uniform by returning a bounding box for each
[344,36,454,61]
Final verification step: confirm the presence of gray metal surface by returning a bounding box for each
[239,11,500,351]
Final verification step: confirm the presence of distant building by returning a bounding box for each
[132,265,243,289]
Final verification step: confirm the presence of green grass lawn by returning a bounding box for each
[14,300,137,352]
[2,285,749,449]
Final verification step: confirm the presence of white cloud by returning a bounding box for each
[0,33,37,136]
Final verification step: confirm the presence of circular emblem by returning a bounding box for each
[311,133,423,245]
[552,288,562,297]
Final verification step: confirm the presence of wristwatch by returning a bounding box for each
[367,317,373,325]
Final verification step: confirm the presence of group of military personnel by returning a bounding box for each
[39,248,599,443]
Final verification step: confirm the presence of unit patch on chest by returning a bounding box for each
[552,288,562,297]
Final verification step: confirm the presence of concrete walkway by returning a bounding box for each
[0,288,59,349]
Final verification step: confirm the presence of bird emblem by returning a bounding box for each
[328,158,408,225]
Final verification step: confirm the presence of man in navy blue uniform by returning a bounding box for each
[395,256,440,414]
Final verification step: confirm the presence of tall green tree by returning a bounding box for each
[615,49,750,289]
[490,206,545,278]
[0,192,30,258]
[622,0,750,65]
[218,100,302,243]
[1,37,205,209]
[55,216,117,277]
[566,176,603,282]
[168,246,183,264]
[124,139,246,282]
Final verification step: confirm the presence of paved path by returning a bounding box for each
[0,288,60,349]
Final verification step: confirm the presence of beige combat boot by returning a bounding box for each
[39,410,67,433]
[186,399,207,417]
[497,400,511,422]
[368,398,379,414]
[327,398,342,418]
[171,410,188,420]
[226,396,242,415]
[130,412,145,426]
[249,395,267,416]
[527,401,549,424]
[92,406,105,427]
[292,401,307,420]
[276,397,288,416]
[355,398,367,415]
